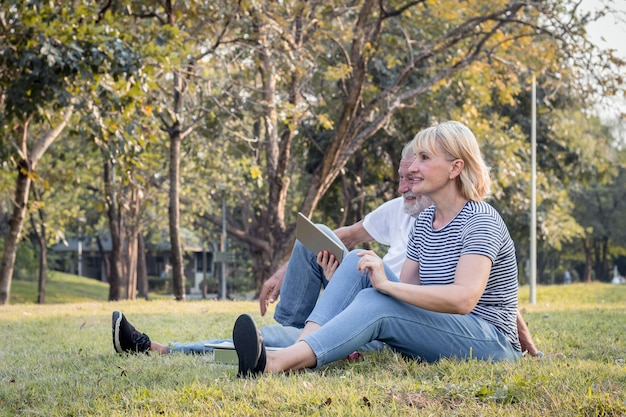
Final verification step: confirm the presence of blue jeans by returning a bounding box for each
[273,224,347,328]
[169,324,302,354]
[303,250,522,368]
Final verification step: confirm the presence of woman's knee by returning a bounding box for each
[341,249,364,267]
[352,288,392,309]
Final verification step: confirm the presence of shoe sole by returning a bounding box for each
[112,311,123,353]
[232,314,261,377]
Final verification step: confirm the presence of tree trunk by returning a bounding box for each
[125,230,138,300]
[30,186,48,304]
[0,107,72,305]
[168,123,185,301]
[137,233,149,300]
[168,64,186,301]
[0,161,31,305]
[124,189,140,300]
[599,237,609,281]
[104,159,125,300]
[245,10,302,292]
[582,238,593,283]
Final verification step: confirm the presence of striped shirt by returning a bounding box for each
[407,200,521,351]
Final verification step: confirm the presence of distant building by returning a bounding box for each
[50,229,214,295]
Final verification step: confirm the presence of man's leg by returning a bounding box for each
[273,225,348,328]
[169,325,302,353]
[109,319,301,355]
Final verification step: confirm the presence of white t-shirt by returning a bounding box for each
[362,197,415,276]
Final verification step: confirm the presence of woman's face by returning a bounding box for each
[407,144,456,197]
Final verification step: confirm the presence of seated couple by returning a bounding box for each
[113,121,543,377]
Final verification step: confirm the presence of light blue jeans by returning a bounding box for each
[303,250,522,367]
[169,324,302,354]
[170,225,382,354]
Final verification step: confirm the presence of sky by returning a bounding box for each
[582,0,626,59]
[580,0,626,125]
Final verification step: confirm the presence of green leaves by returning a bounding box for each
[3,0,625,297]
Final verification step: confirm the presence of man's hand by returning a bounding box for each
[517,310,541,356]
[317,250,339,281]
[259,263,287,316]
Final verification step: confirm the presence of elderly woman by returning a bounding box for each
[233,121,522,377]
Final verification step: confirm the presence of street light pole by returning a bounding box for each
[530,73,537,304]
[77,217,86,277]
[220,184,227,300]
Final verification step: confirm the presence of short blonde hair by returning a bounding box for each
[412,121,490,201]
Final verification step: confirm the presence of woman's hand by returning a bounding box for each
[317,250,339,281]
[357,250,391,293]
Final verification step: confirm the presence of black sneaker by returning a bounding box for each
[233,314,266,378]
[112,311,151,354]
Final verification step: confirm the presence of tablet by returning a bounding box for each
[296,212,344,263]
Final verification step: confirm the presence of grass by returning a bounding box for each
[1,276,625,416]
[8,271,111,304]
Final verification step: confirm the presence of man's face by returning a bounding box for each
[398,156,433,217]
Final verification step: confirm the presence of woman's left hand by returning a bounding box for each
[357,251,390,292]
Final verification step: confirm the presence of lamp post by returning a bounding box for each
[77,217,86,277]
[220,183,227,300]
[529,73,537,304]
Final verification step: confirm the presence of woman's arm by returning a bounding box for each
[364,251,491,315]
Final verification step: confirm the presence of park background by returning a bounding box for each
[1,2,625,415]
[1,1,625,302]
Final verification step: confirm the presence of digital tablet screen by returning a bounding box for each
[296,212,344,263]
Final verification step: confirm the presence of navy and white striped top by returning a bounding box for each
[407,200,521,351]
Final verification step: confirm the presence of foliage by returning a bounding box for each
[179,0,626,291]
[0,282,625,416]
[1,0,625,300]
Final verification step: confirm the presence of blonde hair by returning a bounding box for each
[412,121,491,201]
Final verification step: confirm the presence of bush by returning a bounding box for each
[147,276,170,294]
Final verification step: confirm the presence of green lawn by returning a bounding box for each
[1,276,625,416]
[8,271,110,304]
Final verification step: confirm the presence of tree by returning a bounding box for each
[197,0,621,291]
[92,0,240,300]
[570,165,626,282]
[0,1,144,304]
[0,105,74,304]
[3,0,620,302]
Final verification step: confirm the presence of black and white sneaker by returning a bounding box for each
[112,311,151,354]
